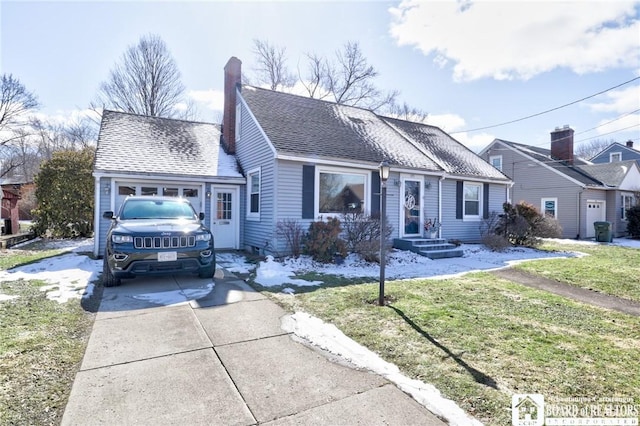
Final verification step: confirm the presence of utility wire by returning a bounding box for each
[450,76,640,134]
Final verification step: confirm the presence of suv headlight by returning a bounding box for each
[112,234,133,243]
[195,233,211,242]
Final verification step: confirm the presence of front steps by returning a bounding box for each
[393,237,464,259]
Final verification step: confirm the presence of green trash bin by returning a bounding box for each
[593,221,612,242]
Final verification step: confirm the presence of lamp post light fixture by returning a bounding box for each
[378,161,390,306]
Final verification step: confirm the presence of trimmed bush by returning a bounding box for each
[303,217,347,263]
[627,205,640,238]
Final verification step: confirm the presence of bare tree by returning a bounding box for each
[94,34,192,119]
[575,138,615,160]
[0,74,39,179]
[250,39,400,112]
[326,42,398,110]
[252,39,295,91]
[387,101,429,122]
[0,74,39,144]
[298,52,329,99]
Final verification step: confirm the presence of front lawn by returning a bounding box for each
[0,249,96,425]
[516,241,640,302]
[269,243,640,425]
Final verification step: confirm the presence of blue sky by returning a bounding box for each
[1,0,639,153]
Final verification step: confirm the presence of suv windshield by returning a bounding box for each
[119,199,197,220]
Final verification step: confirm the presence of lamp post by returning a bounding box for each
[378,161,390,306]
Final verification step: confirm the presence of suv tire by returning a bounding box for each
[198,264,215,279]
[103,255,121,287]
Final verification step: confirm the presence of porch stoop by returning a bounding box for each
[393,237,464,259]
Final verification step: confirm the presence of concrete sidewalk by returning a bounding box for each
[62,265,445,425]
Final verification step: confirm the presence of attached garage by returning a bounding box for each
[93,110,245,257]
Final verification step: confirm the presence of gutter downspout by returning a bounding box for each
[438,176,445,238]
[93,177,101,257]
[577,190,583,239]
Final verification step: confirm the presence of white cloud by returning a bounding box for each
[421,112,494,152]
[587,85,640,113]
[389,1,640,81]
[188,89,224,111]
[423,112,466,131]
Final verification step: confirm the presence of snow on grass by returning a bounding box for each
[216,252,256,274]
[0,238,101,303]
[254,243,579,291]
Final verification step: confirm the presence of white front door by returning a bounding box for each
[586,201,606,238]
[211,187,239,249]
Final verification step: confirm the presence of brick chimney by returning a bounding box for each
[626,140,634,149]
[550,125,574,164]
[222,57,242,154]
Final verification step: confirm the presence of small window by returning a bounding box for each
[489,155,502,171]
[236,103,242,141]
[622,194,634,220]
[541,198,558,219]
[141,187,158,196]
[183,188,198,197]
[163,187,179,197]
[463,182,481,218]
[247,168,260,218]
[610,152,622,162]
[118,186,135,196]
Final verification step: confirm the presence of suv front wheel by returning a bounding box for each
[103,255,121,287]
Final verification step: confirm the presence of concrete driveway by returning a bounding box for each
[61,265,445,425]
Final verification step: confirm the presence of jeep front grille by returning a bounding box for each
[133,236,196,249]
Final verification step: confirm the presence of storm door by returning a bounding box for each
[402,179,422,236]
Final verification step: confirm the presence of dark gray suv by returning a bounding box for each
[102,196,215,287]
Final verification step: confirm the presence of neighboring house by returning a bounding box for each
[221,57,511,255]
[92,111,245,257]
[590,140,640,167]
[480,126,640,239]
[92,57,512,259]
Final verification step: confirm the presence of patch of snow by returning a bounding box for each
[0,293,19,302]
[0,250,101,303]
[255,256,323,287]
[254,244,578,288]
[216,252,256,274]
[132,282,215,306]
[282,312,482,426]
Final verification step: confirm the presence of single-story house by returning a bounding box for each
[480,126,640,239]
[590,140,640,167]
[93,56,512,258]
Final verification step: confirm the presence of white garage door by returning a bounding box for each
[115,182,203,215]
[586,201,605,238]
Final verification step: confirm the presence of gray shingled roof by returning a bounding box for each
[382,117,507,179]
[495,139,604,186]
[94,110,241,179]
[240,86,509,181]
[577,160,638,187]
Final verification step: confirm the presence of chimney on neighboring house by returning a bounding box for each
[626,140,634,149]
[550,125,574,164]
[222,57,242,154]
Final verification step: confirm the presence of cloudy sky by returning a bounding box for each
[2,0,639,153]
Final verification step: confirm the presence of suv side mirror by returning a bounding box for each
[103,211,114,220]
[199,212,205,221]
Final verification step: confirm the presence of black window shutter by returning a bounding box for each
[371,171,380,216]
[302,165,315,219]
[456,181,463,219]
[483,183,490,219]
